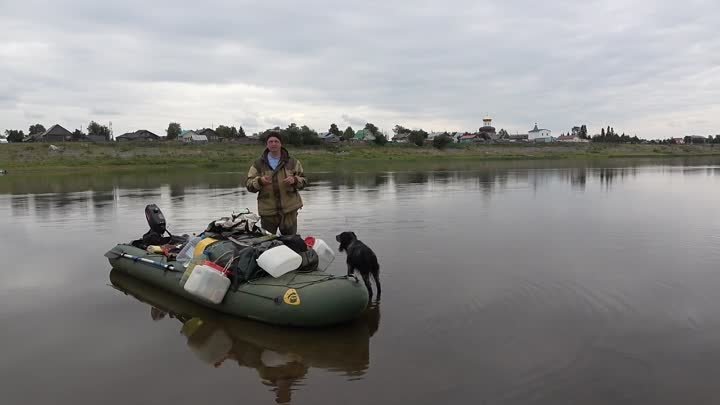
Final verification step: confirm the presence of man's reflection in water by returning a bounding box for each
[146,301,380,404]
[234,345,308,404]
[152,309,307,403]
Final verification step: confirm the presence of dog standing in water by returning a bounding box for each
[336,231,381,300]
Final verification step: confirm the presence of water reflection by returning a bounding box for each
[109,269,380,404]
[3,159,720,222]
[10,195,30,217]
[0,158,708,196]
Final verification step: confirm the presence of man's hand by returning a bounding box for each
[283,176,296,186]
[261,176,272,186]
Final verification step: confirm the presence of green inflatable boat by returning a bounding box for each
[106,243,369,327]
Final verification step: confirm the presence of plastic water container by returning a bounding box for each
[179,253,208,287]
[183,263,231,304]
[257,245,303,278]
[312,238,335,271]
[177,236,202,267]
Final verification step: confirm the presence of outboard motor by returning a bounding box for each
[145,204,167,236]
[141,204,173,247]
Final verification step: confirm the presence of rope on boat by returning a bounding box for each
[245,273,359,290]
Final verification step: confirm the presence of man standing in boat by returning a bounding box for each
[246,131,307,235]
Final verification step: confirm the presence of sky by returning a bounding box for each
[1,0,719,139]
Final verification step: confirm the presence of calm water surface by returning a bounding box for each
[2,159,720,405]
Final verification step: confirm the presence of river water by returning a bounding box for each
[1,158,720,404]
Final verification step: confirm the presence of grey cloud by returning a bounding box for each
[233,114,259,130]
[341,115,367,128]
[90,108,121,116]
[1,0,719,138]
[23,111,45,120]
[264,117,289,128]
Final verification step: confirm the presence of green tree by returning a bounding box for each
[372,133,387,146]
[215,125,238,138]
[364,123,380,136]
[285,123,303,146]
[329,123,341,136]
[342,126,355,141]
[88,121,111,140]
[166,122,182,140]
[4,129,25,143]
[498,128,509,138]
[393,125,411,136]
[580,125,588,139]
[28,124,46,135]
[301,125,321,145]
[72,129,84,141]
[238,126,246,137]
[432,133,453,149]
[408,129,428,146]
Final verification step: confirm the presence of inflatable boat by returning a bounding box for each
[105,205,368,327]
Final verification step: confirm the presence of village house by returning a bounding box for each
[321,132,342,143]
[459,133,481,143]
[24,124,73,142]
[508,133,529,142]
[87,134,110,142]
[196,128,219,142]
[116,129,161,142]
[451,132,466,143]
[232,136,259,145]
[392,133,410,143]
[353,129,376,142]
[178,130,208,143]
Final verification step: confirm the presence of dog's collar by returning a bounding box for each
[339,239,356,252]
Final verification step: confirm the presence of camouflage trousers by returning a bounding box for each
[261,210,298,236]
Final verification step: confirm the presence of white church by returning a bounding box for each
[528,123,552,142]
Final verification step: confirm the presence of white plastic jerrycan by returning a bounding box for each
[183,263,231,304]
[303,236,336,271]
[257,245,303,278]
[312,238,335,271]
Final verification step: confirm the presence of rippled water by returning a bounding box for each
[2,158,720,404]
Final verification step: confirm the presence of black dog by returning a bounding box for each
[336,231,381,299]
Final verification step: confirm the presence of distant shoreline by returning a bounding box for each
[1,142,719,173]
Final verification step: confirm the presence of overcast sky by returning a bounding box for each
[1,0,719,139]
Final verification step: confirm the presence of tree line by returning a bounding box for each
[5,121,720,147]
[3,121,109,142]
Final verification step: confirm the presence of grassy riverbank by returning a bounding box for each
[1,142,719,173]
